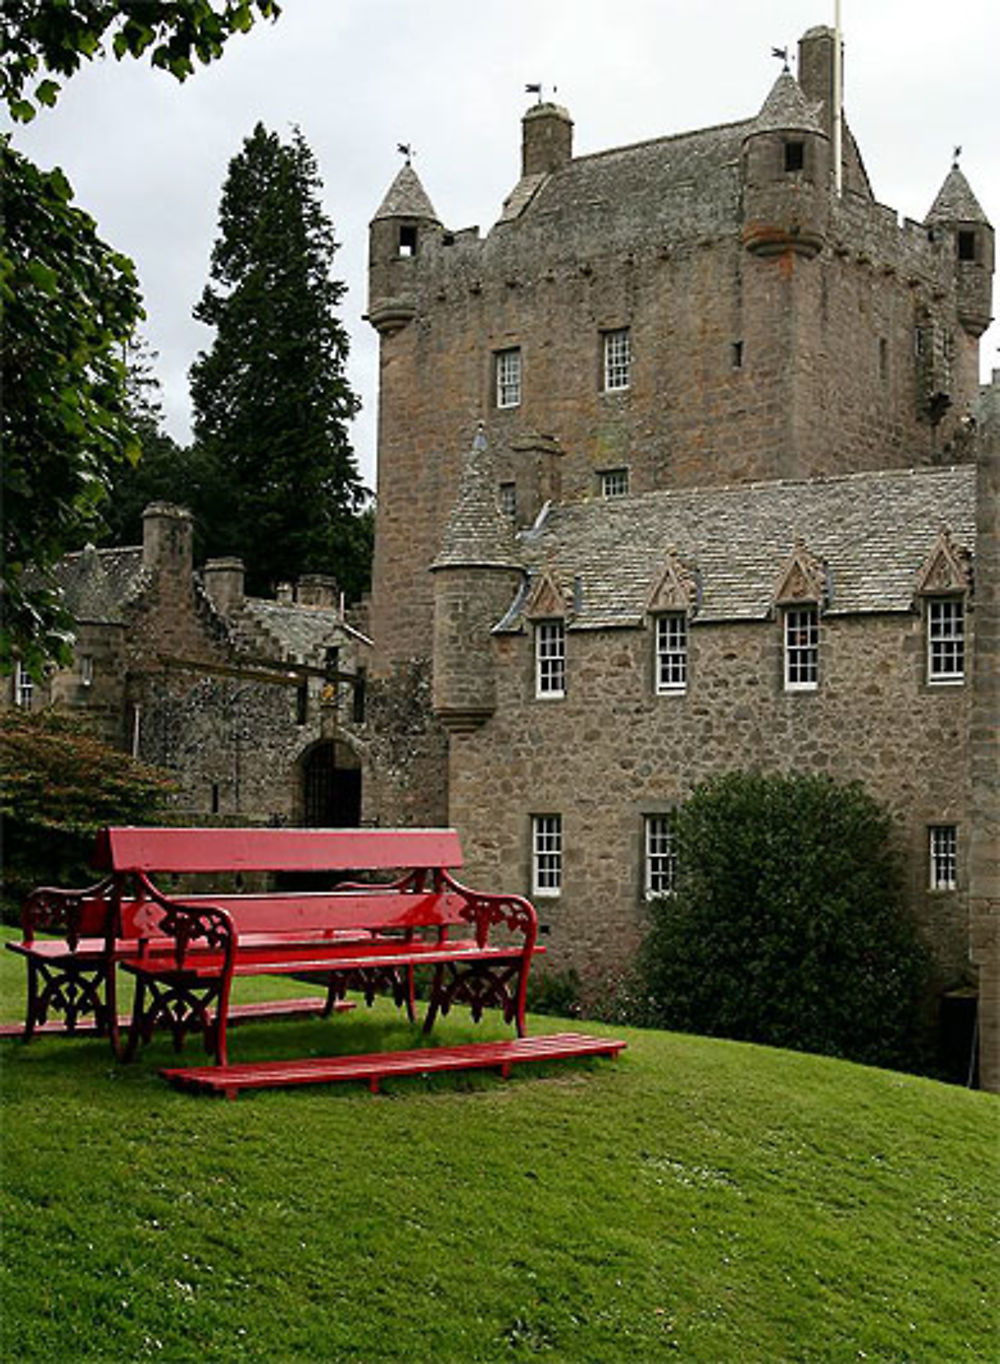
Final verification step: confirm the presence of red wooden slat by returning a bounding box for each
[161,1033,626,1095]
[94,827,464,874]
[118,889,473,939]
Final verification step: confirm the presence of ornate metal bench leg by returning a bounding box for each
[423,964,445,1035]
[23,959,40,1042]
[123,977,147,1062]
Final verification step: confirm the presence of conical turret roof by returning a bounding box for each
[925,163,990,226]
[752,70,825,136]
[373,162,440,222]
[433,427,519,570]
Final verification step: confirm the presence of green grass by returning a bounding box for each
[1,929,997,1363]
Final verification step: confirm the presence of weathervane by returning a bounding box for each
[397,142,415,165]
[952,145,962,168]
[771,46,790,72]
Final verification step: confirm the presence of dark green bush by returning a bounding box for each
[526,966,582,1018]
[0,708,175,923]
[638,771,928,1071]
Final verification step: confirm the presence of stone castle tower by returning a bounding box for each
[367,25,993,700]
[364,24,996,1085]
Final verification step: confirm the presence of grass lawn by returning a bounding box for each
[1,928,997,1363]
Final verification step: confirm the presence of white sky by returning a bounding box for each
[6,0,998,492]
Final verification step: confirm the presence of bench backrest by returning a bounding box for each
[117,888,475,942]
[93,826,463,876]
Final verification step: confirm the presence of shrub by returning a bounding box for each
[526,966,582,1018]
[0,708,175,922]
[638,771,928,1071]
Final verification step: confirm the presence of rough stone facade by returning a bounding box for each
[9,503,372,828]
[366,23,997,1084]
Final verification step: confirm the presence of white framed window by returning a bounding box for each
[532,815,562,897]
[495,348,521,408]
[535,620,566,698]
[927,597,965,685]
[784,607,818,691]
[14,662,34,709]
[499,482,517,518]
[600,468,629,498]
[655,614,688,694]
[929,825,957,890]
[603,328,631,391]
[644,814,677,898]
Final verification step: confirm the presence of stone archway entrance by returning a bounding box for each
[302,740,361,828]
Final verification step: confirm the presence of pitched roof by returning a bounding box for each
[373,163,440,222]
[494,118,753,243]
[231,599,370,662]
[502,465,977,629]
[925,164,991,226]
[433,428,519,570]
[753,71,825,135]
[52,545,146,623]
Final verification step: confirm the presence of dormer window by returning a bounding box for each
[957,230,976,262]
[784,140,805,173]
[398,224,418,258]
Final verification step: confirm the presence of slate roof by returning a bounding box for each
[232,599,370,662]
[501,465,977,630]
[754,70,825,135]
[434,428,519,570]
[925,164,991,226]
[52,545,146,623]
[510,117,754,241]
[373,163,440,222]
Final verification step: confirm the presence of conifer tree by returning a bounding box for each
[189,123,367,600]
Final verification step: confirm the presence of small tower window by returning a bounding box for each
[879,338,888,381]
[731,340,744,370]
[957,230,976,262]
[499,482,517,518]
[784,141,805,173]
[398,224,418,258]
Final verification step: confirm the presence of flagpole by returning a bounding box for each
[833,0,843,197]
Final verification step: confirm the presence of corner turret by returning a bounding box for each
[742,69,830,258]
[925,160,995,338]
[431,427,523,733]
[367,161,441,335]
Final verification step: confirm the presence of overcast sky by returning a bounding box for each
[7,0,998,491]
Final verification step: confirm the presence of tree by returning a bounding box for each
[100,336,192,548]
[189,122,369,601]
[1,140,143,680]
[0,708,175,924]
[1,1,282,677]
[2,1,280,122]
[638,772,928,1071]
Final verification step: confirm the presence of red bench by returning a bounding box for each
[85,826,540,1066]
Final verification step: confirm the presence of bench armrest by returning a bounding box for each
[132,878,236,973]
[21,878,115,950]
[439,869,539,953]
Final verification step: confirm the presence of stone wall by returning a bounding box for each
[448,610,973,1000]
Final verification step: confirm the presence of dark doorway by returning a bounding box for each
[303,742,361,827]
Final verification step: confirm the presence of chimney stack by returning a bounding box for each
[203,557,245,615]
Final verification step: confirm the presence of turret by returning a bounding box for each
[925,160,995,338]
[367,161,441,335]
[742,69,830,258]
[431,428,523,733]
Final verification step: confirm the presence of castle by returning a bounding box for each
[363,25,998,1085]
[9,25,996,1086]
[9,502,372,829]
